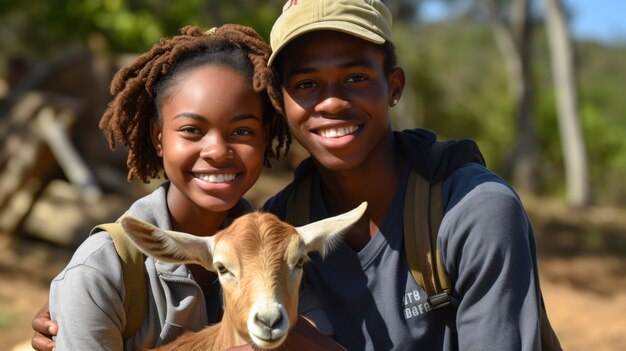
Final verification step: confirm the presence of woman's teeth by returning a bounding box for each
[195,173,236,183]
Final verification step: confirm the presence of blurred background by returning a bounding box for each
[0,0,625,350]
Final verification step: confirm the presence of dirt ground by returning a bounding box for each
[1,174,625,351]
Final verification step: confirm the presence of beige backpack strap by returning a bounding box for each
[285,174,313,226]
[91,223,146,340]
[404,169,452,309]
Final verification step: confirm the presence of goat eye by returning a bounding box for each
[295,256,307,269]
[215,263,229,275]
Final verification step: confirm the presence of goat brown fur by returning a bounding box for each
[121,203,367,350]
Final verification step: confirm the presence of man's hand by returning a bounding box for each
[31,302,57,351]
[227,316,345,351]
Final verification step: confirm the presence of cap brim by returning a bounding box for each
[268,21,386,66]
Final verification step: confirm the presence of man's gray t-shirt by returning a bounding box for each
[264,162,542,351]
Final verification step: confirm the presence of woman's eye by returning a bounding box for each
[295,81,317,89]
[180,126,201,135]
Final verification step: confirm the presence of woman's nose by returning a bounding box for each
[199,136,233,162]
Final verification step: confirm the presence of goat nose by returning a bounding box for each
[254,309,283,330]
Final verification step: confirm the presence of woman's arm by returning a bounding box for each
[49,233,127,351]
[31,302,57,351]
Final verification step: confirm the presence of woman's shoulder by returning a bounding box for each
[53,231,122,282]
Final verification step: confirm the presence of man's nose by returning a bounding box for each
[315,86,351,115]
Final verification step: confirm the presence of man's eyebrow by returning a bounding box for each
[283,66,317,78]
[339,59,377,70]
[283,59,377,78]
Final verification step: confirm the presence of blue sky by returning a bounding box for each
[422,0,626,45]
[567,0,626,43]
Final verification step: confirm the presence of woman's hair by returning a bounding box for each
[99,24,290,183]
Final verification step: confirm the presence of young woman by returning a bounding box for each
[46,24,290,350]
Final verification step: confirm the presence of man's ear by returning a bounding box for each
[150,119,163,157]
[388,67,405,106]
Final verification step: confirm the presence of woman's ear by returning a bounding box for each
[388,67,405,106]
[150,119,163,157]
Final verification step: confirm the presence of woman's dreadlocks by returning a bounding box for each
[99,24,290,183]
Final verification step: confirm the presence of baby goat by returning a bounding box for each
[120,202,367,350]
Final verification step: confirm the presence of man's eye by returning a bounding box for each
[232,128,252,136]
[346,75,367,83]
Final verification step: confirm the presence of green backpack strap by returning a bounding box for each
[91,223,147,340]
[403,169,452,309]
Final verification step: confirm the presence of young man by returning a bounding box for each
[32,1,556,350]
[261,0,553,350]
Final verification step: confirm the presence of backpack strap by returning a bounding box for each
[284,161,453,308]
[403,169,452,309]
[285,174,313,226]
[406,164,562,349]
[91,223,146,340]
[284,163,453,310]
[284,147,561,349]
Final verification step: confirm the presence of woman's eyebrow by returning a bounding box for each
[173,112,205,121]
[173,113,261,122]
[231,114,262,123]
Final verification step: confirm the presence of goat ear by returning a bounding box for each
[296,202,367,257]
[120,215,215,269]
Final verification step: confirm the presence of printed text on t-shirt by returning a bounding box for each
[404,289,432,319]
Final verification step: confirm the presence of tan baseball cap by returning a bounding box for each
[268,0,393,66]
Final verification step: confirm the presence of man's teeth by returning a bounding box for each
[319,126,357,138]
[196,173,236,183]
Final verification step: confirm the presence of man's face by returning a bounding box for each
[277,31,403,172]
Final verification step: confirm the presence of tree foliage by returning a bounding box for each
[1,0,625,205]
[0,0,283,59]
[392,17,626,205]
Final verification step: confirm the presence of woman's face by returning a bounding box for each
[152,65,266,216]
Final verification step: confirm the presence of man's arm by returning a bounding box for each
[442,176,542,350]
[31,302,57,351]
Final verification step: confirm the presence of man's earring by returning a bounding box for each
[392,97,399,106]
